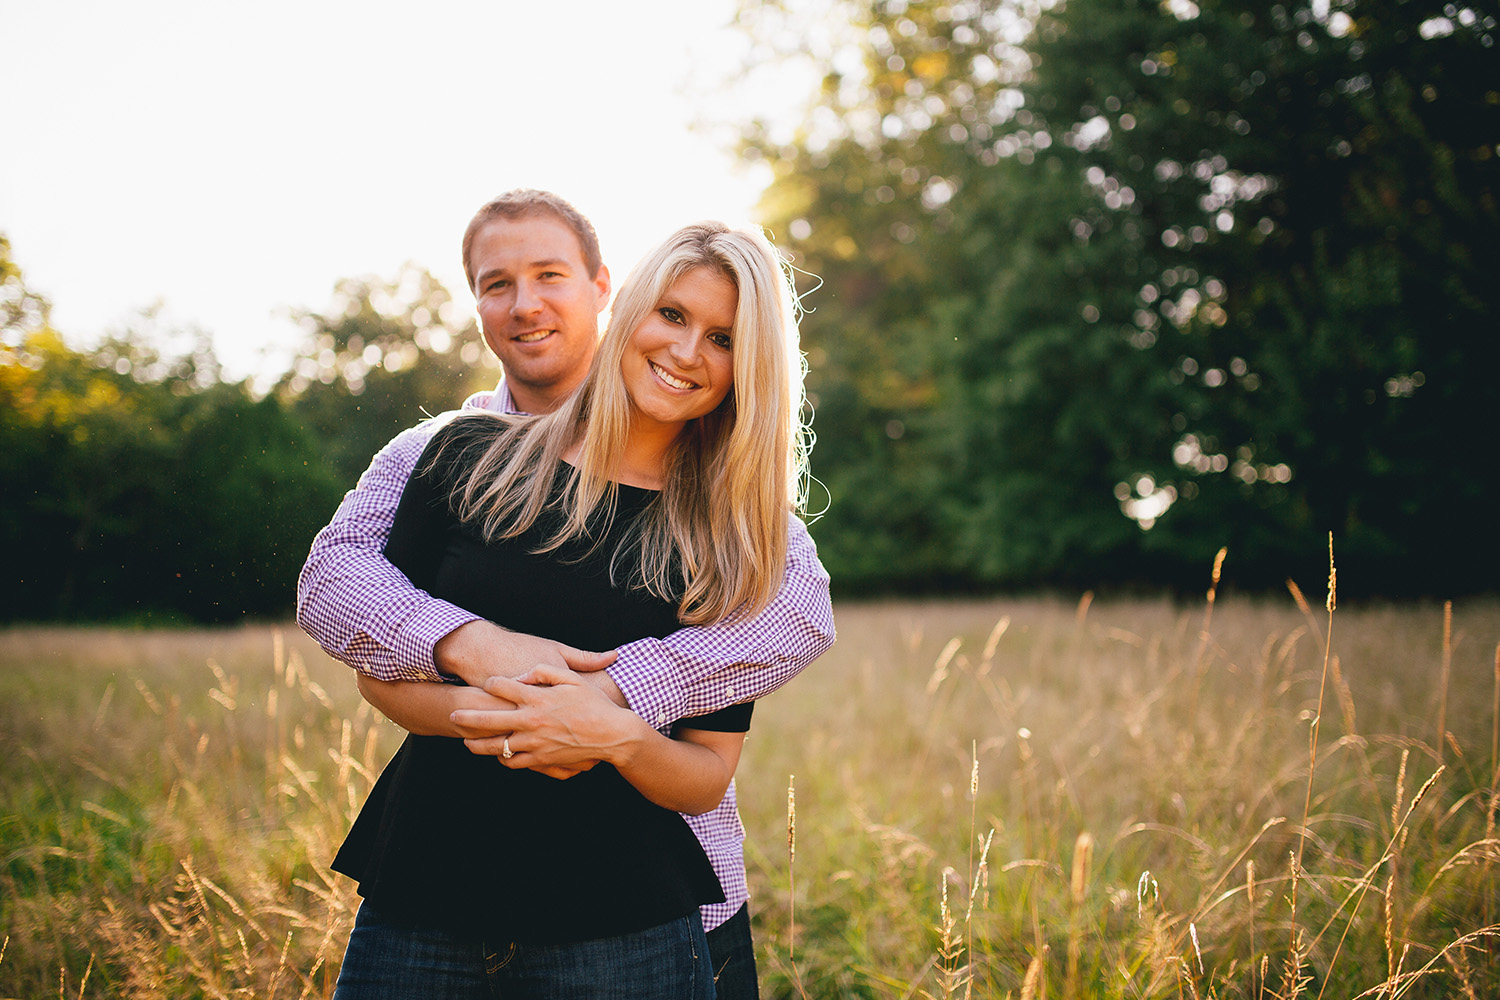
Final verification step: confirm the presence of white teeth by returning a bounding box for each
[651,361,696,390]
[515,330,552,342]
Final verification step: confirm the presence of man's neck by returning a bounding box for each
[504,376,577,417]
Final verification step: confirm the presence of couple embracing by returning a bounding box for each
[297,189,834,998]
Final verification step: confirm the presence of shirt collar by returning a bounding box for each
[461,377,522,416]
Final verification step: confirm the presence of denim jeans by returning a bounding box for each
[333,899,716,999]
[703,905,759,1000]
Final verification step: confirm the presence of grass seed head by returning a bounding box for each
[1326,533,1337,613]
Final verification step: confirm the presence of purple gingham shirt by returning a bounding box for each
[296,379,835,930]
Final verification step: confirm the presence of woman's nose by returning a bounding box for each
[667,330,701,367]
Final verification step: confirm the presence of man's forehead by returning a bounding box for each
[472,214,589,271]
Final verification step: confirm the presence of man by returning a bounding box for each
[297,189,833,997]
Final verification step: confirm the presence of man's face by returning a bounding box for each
[470,213,611,413]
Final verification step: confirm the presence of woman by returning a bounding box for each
[331,221,810,999]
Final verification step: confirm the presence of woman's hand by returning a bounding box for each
[458,665,745,814]
[455,664,635,779]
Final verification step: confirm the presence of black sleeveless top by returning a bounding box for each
[332,419,744,943]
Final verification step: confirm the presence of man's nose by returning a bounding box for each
[511,280,542,317]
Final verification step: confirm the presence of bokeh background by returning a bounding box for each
[4,0,1496,622]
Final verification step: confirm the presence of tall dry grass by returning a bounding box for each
[734,586,1500,998]
[2,584,1497,998]
[0,627,388,998]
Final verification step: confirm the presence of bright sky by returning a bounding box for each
[1,0,807,384]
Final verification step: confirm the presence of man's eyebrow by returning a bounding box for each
[477,259,576,283]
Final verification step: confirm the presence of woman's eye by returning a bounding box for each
[660,307,684,324]
[708,332,732,349]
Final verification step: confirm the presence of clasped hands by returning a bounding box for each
[418,619,634,779]
[452,663,635,780]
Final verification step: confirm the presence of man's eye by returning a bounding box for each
[708,332,732,349]
[660,307,684,324]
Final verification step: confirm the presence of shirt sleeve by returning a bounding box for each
[295,416,481,682]
[672,701,754,735]
[606,515,835,730]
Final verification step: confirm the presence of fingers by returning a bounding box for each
[464,735,511,756]
[560,647,618,673]
[449,708,517,740]
[493,752,599,779]
[461,740,548,769]
[480,674,533,700]
[502,662,577,689]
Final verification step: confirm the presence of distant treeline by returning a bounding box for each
[4,1,1498,622]
[1,253,498,624]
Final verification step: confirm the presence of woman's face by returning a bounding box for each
[621,265,737,436]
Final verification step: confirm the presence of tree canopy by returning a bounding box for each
[738,0,1498,596]
[1,239,494,624]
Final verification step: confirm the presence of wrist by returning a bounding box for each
[434,620,502,687]
[606,711,655,770]
[579,667,629,708]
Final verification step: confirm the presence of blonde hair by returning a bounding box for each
[443,222,810,625]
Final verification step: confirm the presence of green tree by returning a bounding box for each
[735,0,1499,595]
[275,263,498,489]
[2,236,347,622]
[2,242,507,623]
[1,323,344,623]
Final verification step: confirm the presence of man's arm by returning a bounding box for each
[297,413,617,686]
[604,515,835,730]
[296,417,481,683]
[427,514,833,775]
[299,408,831,755]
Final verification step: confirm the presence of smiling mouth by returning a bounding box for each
[514,330,554,343]
[650,360,698,390]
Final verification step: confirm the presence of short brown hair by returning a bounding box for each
[461,189,603,293]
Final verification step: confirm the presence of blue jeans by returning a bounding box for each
[333,900,716,1000]
[703,905,758,1000]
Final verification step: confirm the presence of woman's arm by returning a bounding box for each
[605,719,745,817]
[357,673,517,738]
[458,665,745,815]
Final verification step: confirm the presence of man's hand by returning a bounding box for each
[451,664,647,779]
[434,620,617,689]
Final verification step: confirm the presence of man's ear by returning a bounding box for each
[592,265,612,312]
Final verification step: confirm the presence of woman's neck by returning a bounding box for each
[562,425,678,491]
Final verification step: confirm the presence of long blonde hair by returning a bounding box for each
[444,222,810,625]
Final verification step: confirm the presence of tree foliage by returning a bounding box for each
[2,325,341,622]
[737,0,1499,595]
[0,240,493,623]
[274,263,498,487]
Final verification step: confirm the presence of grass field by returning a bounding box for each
[2,585,1498,998]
